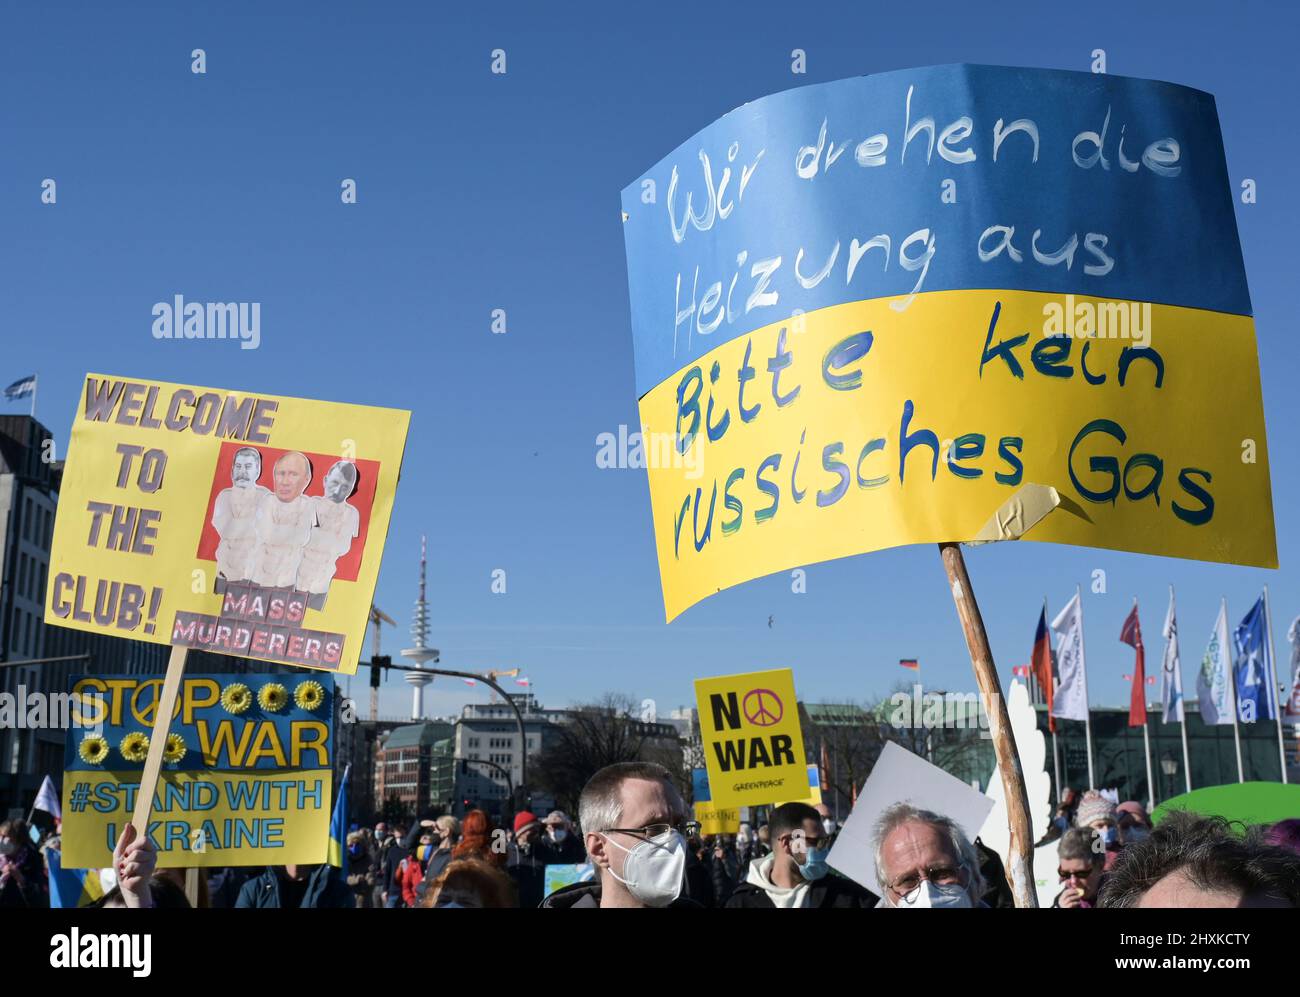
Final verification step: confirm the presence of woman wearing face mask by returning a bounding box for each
[1074,791,1122,871]
[1116,801,1152,846]
[0,819,47,908]
[725,803,877,908]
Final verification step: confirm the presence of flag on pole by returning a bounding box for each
[461,678,477,686]
[515,677,531,687]
[899,658,919,671]
[1233,596,1275,723]
[1284,660,1300,723]
[327,764,351,868]
[3,374,35,401]
[33,774,61,820]
[1050,593,1088,722]
[1161,590,1185,723]
[1031,607,1056,732]
[1119,604,1147,727]
[1012,665,1031,678]
[1197,603,1235,725]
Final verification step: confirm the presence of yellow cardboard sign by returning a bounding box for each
[45,374,410,674]
[640,292,1275,620]
[693,801,740,836]
[695,668,809,808]
[60,674,333,868]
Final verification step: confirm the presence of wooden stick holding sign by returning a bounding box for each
[129,644,189,839]
[939,542,1037,908]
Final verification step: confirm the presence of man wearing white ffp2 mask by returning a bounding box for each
[539,761,702,909]
[873,802,987,909]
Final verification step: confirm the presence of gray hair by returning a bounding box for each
[873,802,986,907]
[1058,827,1104,866]
[1100,811,1300,908]
[577,761,678,836]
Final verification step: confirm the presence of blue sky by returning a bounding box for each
[3,0,1297,722]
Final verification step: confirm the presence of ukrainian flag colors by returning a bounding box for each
[621,65,1273,621]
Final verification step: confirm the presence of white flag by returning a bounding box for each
[33,773,61,819]
[1197,603,1235,725]
[1161,588,1184,723]
[1050,592,1089,722]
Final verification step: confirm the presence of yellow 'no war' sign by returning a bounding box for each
[695,668,809,809]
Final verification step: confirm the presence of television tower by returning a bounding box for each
[401,535,439,719]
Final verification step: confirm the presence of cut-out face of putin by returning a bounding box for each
[273,452,311,503]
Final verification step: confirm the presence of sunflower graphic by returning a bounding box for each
[163,732,188,764]
[294,680,325,712]
[221,683,252,715]
[79,734,110,766]
[258,683,289,712]
[120,731,150,764]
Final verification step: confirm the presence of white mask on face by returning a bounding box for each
[897,879,973,909]
[600,829,686,907]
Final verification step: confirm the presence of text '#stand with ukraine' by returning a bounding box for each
[620,65,1275,908]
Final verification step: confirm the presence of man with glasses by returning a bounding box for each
[873,802,986,908]
[541,761,703,908]
[725,802,876,908]
[1052,828,1105,907]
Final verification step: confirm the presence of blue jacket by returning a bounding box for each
[234,865,353,908]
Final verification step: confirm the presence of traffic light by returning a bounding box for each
[370,654,391,689]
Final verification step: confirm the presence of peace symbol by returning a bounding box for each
[742,687,783,727]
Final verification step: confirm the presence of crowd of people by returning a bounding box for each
[4,763,1300,909]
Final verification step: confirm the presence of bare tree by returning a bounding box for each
[532,693,683,816]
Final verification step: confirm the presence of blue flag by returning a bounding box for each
[3,374,35,400]
[1233,596,1276,723]
[328,763,351,867]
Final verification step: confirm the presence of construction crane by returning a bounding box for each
[368,604,397,720]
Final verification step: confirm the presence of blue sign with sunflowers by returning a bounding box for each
[61,673,334,869]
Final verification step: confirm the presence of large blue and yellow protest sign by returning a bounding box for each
[44,374,410,673]
[621,65,1275,620]
[696,668,810,808]
[60,674,333,869]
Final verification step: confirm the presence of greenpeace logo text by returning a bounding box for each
[152,294,261,350]
[50,929,152,978]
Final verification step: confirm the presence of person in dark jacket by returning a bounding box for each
[0,819,46,908]
[538,810,586,864]
[234,863,353,908]
[420,815,460,897]
[683,839,714,907]
[380,821,422,907]
[208,867,253,908]
[709,835,742,906]
[506,811,548,908]
[541,761,699,909]
[726,803,877,909]
[975,836,1015,908]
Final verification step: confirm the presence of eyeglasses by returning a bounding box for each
[1058,868,1094,882]
[603,821,700,840]
[887,865,965,899]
